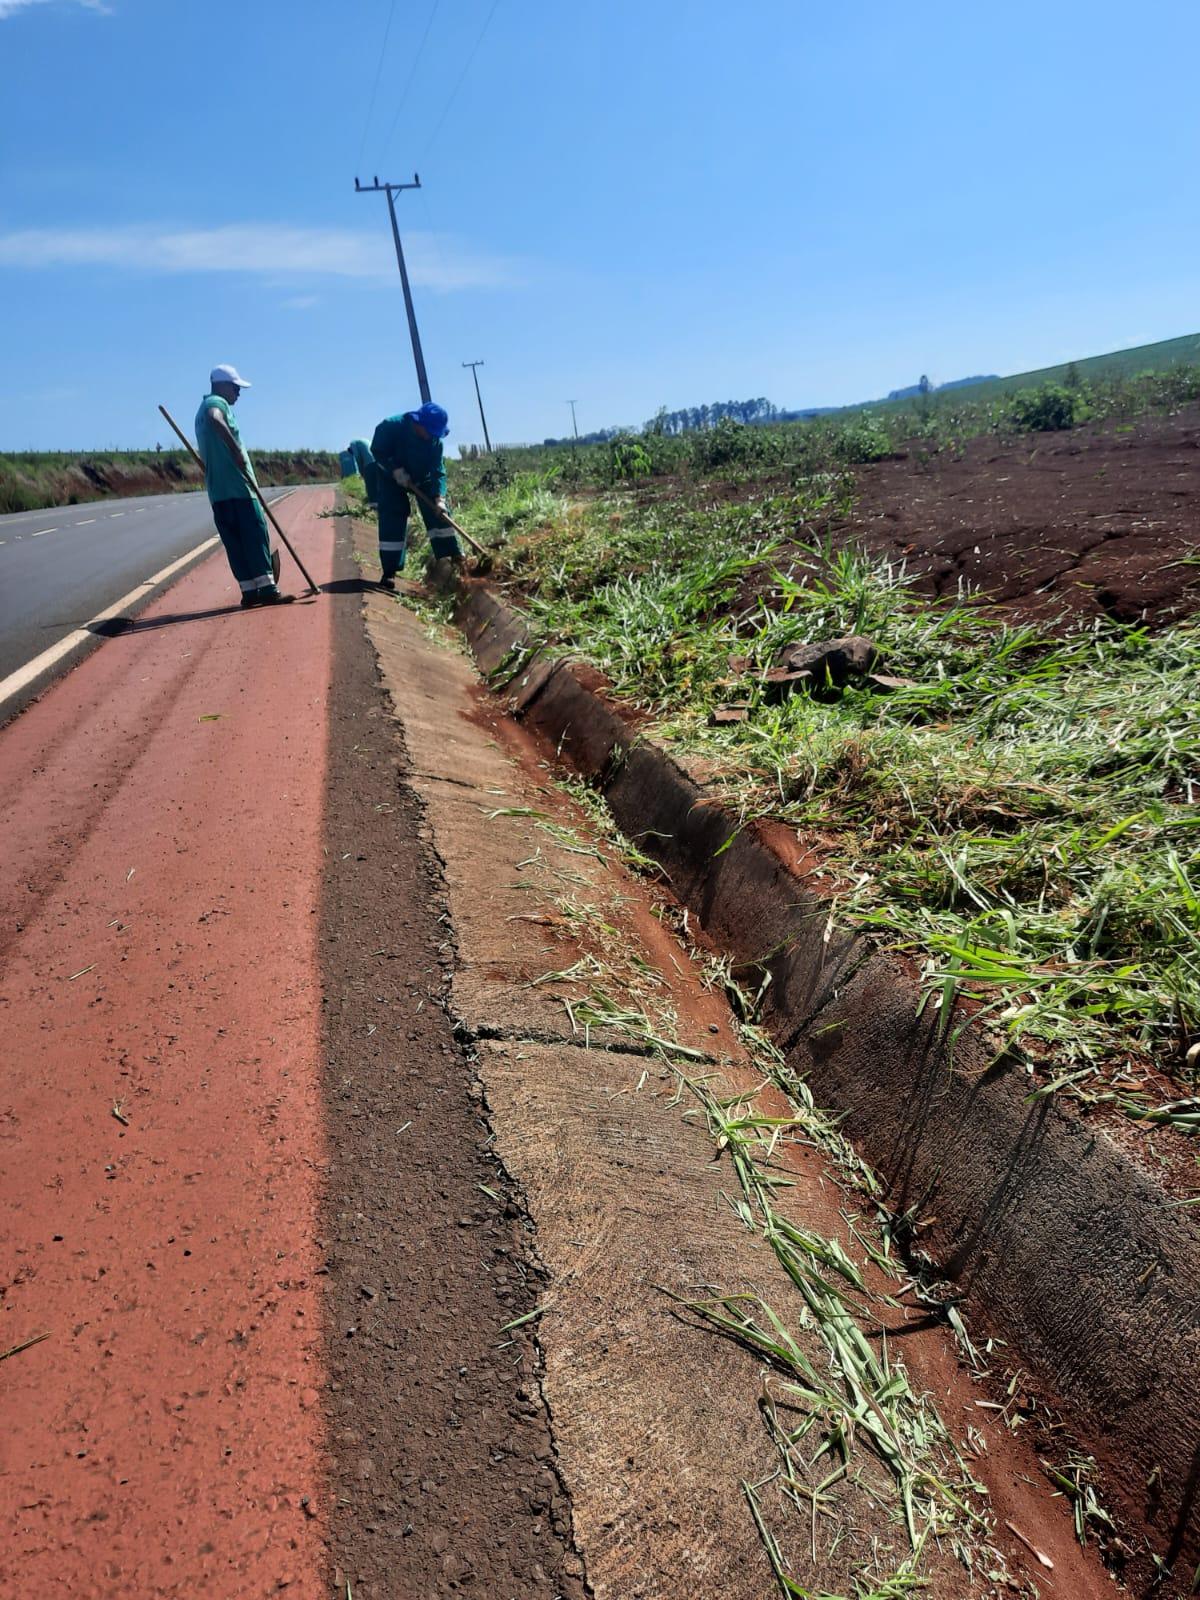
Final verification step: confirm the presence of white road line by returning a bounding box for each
[109,512,125,518]
[0,535,220,714]
[75,518,96,526]
[33,528,57,536]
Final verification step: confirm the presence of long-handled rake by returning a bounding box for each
[158,403,321,595]
[399,475,493,563]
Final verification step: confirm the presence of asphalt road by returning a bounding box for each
[0,488,292,685]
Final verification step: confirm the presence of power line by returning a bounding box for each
[355,0,399,172]
[378,0,442,162]
[419,0,501,162]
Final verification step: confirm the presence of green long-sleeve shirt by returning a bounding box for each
[370,413,446,511]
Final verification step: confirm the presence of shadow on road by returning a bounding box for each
[87,606,243,636]
[84,596,324,638]
[320,577,380,595]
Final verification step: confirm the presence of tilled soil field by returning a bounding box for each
[834,405,1200,626]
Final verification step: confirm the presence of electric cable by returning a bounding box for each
[378,0,442,162]
[418,0,501,162]
[355,0,399,172]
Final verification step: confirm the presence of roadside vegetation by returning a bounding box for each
[450,356,1200,506]
[445,385,1200,1129]
[0,447,338,514]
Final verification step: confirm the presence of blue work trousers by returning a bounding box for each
[211,498,273,593]
[378,493,459,577]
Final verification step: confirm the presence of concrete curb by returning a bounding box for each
[451,578,1200,1585]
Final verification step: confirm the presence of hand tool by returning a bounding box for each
[158,404,320,595]
[392,470,493,560]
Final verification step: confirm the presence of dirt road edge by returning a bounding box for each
[450,576,1200,1590]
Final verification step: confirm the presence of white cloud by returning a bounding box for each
[0,222,520,291]
[0,0,111,18]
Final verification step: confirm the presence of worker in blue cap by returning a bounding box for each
[369,401,457,590]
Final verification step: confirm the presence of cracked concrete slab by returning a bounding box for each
[476,1037,777,1599]
[345,540,1128,1600]
[366,592,736,1060]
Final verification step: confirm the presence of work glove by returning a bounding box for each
[435,496,448,515]
[392,467,413,488]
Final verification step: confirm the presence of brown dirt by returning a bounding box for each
[617,405,1200,629]
[834,405,1200,626]
[318,534,587,1599]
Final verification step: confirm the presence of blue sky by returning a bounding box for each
[2,0,1197,451]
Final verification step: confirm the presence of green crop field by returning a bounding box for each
[877,331,1200,411]
[0,448,338,515]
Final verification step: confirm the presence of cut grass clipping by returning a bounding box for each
[480,478,1200,1118]
[509,764,1013,1594]
[664,1065,998,1597]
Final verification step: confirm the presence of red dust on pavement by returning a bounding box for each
[0,491,334,1597]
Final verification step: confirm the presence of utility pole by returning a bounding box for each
[567,399,579,441]
[354,174,431,404]
[462,360,492,453]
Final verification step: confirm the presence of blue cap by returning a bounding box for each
[410,401,449,439]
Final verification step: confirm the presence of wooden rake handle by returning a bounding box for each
[402,477,492,560]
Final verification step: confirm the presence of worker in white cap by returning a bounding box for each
[194,364,293,607]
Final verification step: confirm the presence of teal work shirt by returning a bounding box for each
[195,393,258,502]
[349,438,375,478]
[370,412,446,514]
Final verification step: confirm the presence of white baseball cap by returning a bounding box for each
[210,363,252,389]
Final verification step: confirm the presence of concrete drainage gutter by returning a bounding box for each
[449,578,1200,1585]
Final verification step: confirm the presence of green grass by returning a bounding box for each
[0,447,339,514]
[895,331,1200,409]
[459,478,1200,1120]
[446,350,1200,506]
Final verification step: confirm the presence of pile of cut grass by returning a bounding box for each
[480,483,1200,1117]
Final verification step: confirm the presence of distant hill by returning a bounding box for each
[885,375,998,402]
[538,334,1200,449]
[797,334,1200,421]
[877,333,1200,411]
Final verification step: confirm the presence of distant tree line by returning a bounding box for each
[539,374,1006,449]
[543,397,785,447]
[644,397,782,434]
